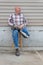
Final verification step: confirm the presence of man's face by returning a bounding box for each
[15,7,21,14]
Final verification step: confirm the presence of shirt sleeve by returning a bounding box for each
[8,14,14,26]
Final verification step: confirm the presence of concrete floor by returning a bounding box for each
[0,49,43,65]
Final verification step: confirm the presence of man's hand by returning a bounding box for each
[17,24,24,29]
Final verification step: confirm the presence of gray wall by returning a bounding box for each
[0,0,43,50]
[0,0,43,26]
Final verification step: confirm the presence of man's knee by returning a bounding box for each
[22,27,28,32]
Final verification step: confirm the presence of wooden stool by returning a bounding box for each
[12,32,22,48]
[19,32,22,48]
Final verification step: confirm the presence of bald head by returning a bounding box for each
[15,7,21,15]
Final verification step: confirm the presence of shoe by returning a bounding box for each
[20,30,29,38]
[15,48,20,56]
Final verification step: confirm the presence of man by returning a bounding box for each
[8,7,30,56]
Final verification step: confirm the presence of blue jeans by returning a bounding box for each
[12,27,29,48]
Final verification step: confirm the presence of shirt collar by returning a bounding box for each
[15,13,21,15]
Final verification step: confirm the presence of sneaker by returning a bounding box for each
[20,30,29,38]
[15,48,20,56]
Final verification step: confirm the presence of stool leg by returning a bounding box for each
[12,43,14,48]
[19,32,22,48]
